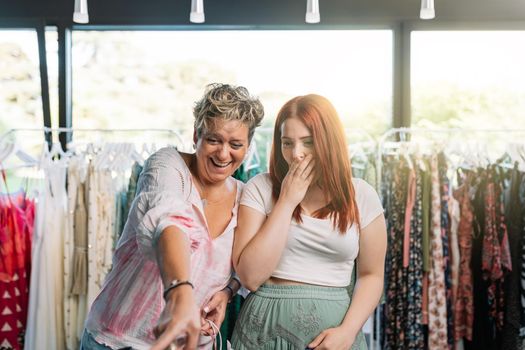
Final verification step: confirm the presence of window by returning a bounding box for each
[72,29,393,141]
[411,31,525,129]
[0,29,44,131]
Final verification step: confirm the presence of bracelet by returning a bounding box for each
[163,280,194,300]
[230,276,241,289]
[223,285,235,302]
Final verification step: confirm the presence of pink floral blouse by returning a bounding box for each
[84,147,242,350]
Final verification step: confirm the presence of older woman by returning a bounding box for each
[81,83,264,350]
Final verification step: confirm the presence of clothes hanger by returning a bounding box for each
[399,142,414,170]
[95,142,114,170]
[0,141,39,169]
[46,142,70,167]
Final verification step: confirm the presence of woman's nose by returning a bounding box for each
[292,147,305,161]
[217,145,229,159]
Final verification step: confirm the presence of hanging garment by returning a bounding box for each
[421,164,431,327]
[24,161,68,350]
[71,181,88,296]
[520,173,525,336]
[86,163,116,310]
[448,196,460,310]
[406,165,424,349]
[481,168,511,333]
[64,156,89,350]
[0,189,35,350]
[465,170,490,350]
[427,154,448,350]
[453,171,475,342]
[448,192,463,349]
[382,157,409,350]
[501,165,523,350]
[437,153,454,348]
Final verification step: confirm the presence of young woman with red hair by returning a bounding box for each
[231,94,387,350]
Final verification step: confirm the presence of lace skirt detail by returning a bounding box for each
[231,284,367,350]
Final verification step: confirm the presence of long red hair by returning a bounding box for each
[269,94,360,233]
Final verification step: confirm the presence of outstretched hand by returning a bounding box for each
[150,288,200,350]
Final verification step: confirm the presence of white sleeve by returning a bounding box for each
[354,178,384,229]
[239,173,272,215]
[134,148,194,259]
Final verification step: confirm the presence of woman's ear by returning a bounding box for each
[193,130,198,150]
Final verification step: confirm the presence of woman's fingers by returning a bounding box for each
[185,327,199,349]
[300,156,315,179]
[289,154,313,178]
[150,322,185,350]
[288,158,300,176]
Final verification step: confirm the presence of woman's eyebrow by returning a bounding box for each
[280,136,312,140]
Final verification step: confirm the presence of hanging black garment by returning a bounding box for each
[502,165,523,350]
[465,169,493,350]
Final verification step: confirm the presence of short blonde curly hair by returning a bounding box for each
[193,83,264,142]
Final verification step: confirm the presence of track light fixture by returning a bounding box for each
[306,0,320,24]
[420,0,435,19]
[190,0,205,23]
[73,0,89,23]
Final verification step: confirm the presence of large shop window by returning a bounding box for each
[72,30,393,140]
[411,31,525,129]
[0,29,45,131]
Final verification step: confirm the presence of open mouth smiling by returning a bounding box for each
[210,158,232,168]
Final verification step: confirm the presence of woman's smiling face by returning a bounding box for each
[194,118,249,185]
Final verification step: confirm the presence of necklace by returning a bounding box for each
[189,155,234,206]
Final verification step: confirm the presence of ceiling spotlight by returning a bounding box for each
[420,0,435,19]
[306,0,320,24]
[190,0,205,23]
[73,0,89,23]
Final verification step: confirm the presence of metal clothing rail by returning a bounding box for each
[376,127,525,191]
[379,127,525,145]
[0,127,185,146]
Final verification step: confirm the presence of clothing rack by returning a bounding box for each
[378,127,525,149]
[0,127,186,169]
[375,127,525,350]
[376,127,525,192]
[0,127,185,147]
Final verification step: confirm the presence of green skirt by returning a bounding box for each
[231,284,368,350]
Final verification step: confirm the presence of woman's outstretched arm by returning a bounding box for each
[150,226,201,350]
